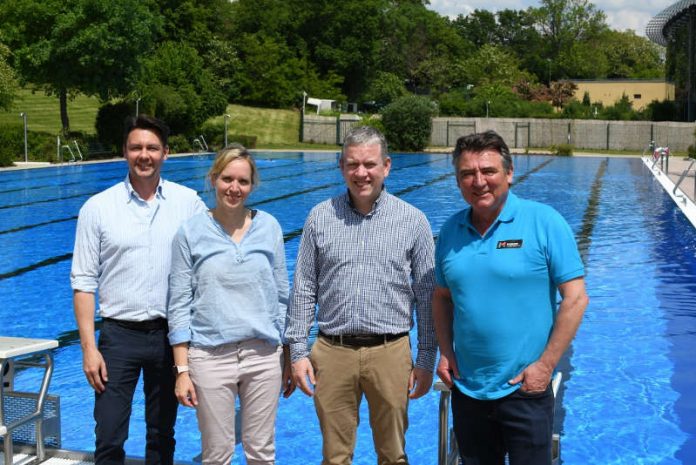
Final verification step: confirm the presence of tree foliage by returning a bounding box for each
[0,0,161,133]
[0,44,17,111]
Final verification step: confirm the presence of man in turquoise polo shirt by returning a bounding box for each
[433,130,589,465]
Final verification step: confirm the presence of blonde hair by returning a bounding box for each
[208,143,259,188]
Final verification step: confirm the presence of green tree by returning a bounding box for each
[0,44,18,110]
[530,0,608,79]
[0,0,161,134]
[138,42,227,135]
[363,71,408,106]
[462,45,531,88]
[600,30,664,78]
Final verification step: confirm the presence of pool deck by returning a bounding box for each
[643,155,696,228]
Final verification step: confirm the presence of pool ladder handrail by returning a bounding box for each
[672,158,696,200]
[434,372,562,465]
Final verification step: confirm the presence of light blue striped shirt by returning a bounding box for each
[70,176,207,321]
[285,190,437,371]
[167,210,289,347]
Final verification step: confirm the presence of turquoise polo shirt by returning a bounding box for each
[435,192,584,400]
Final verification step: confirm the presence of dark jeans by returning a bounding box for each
[451,384,554,465]
[94,320,178,465]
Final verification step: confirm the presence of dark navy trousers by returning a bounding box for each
[451,384,554,465]
[94,320,178,465]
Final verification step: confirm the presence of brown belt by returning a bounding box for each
[319,331,408,347]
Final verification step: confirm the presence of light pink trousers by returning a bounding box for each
[188,339,283,465]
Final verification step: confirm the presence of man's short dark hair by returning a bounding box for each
[123,114,170,148]
[452,130,512,173]
[342,126,389,161]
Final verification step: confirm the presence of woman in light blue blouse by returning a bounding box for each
[167,144,293,465]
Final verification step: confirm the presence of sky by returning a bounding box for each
[427,0,676,36]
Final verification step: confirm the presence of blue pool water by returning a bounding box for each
[1,153,695,464]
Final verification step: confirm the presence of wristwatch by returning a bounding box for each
[175,365,189,374]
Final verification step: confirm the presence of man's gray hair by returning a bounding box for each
[342,126,389,161]
[452,130,513,173]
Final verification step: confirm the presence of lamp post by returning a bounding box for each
[19,112,28,163]
[224,114,231,147]
[135,97,141,117]
[486,101,491,118]
[302,91,307,115]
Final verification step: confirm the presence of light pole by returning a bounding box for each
[302,91,307,114]
[486,101,491,118]
[19,112,28,163]
[135,97,141,117]
[224,114,231,147]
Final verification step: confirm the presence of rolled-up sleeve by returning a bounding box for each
[70,201,101,293]
[167,226,194,345]
[411,214,437,372]
[273,223,290,343]
[284,212,318,362]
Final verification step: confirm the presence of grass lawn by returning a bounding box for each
[0,87,100,134]
[208,104,306,147]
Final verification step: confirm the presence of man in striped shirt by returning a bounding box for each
[285,126,436,465]
[71,115,206,465]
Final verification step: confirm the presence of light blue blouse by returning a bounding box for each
[167,210,289,347]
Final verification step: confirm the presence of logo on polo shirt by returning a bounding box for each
[497,239,523,249]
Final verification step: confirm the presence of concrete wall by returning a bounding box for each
[303,115,695,152]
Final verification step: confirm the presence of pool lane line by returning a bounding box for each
[575,158,608,263]
[0,216,78,236]
[0,158,328,206]
[42,157,559,348]
[0,159,441,279]
[0,253,73,280]
[553,157,608,446]
[0,155,429,210]
[0,164,343,233]
[0,154,309,187]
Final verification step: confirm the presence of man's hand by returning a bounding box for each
[436,352,460,388]
[408,367,433,399]
[82,347,108,393]
[508,360,553,393]
[292,357,316,396]
[282,348,296,398]
[175,373,198,408]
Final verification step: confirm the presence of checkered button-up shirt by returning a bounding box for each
[285,190,437,371]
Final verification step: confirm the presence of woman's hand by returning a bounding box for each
[175,372,198,407]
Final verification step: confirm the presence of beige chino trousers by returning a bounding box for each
[311,335,413,465]
[189,339,282,465]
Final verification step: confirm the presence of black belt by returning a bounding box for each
[319,331,408,348]
[102,317,168,331]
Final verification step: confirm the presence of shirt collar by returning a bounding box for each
[344,186,387,216]
[124,175,164,203]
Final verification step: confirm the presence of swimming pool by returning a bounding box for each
[1,153,694,464]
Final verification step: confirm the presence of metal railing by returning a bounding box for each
[673,159,696,199]
[435,372,562,465]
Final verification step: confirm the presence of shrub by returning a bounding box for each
[168,135,192,154]
[0,124,22,166]
[96,101,134,153]
[688,144,696,159]
[228,135,257,149]
[381,95,437,152]
[553,144,574,156]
